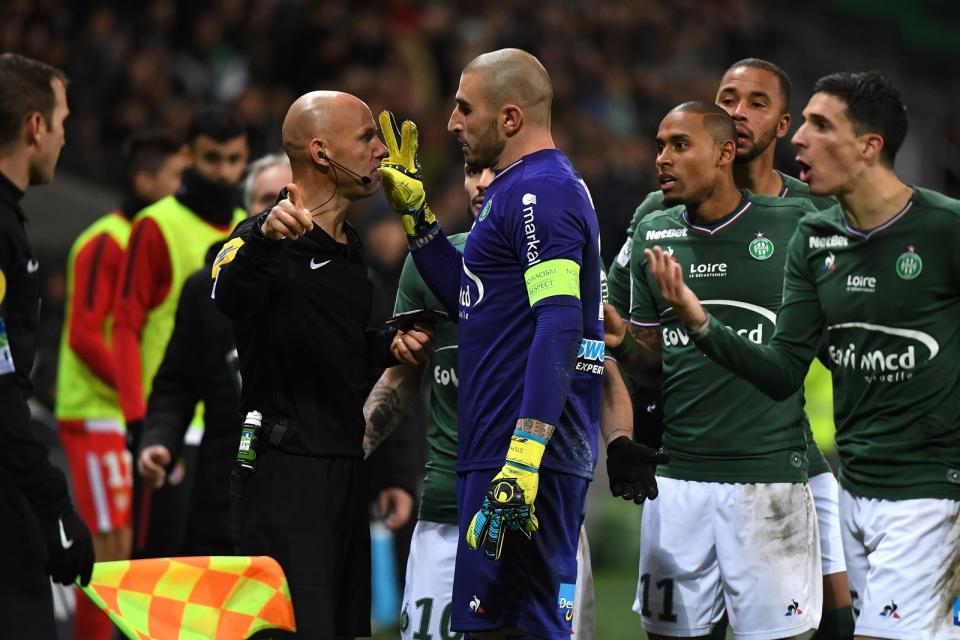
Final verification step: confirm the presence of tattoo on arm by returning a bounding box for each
[362,364,424,458]
[362,383,402,458]
[515,417,556,440]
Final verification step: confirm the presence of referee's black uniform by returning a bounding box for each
[213,206,400,638]
[0,172,90,638]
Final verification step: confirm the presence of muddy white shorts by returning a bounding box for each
[635,478,822,639]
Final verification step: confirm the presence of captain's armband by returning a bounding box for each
[523,259,580,307]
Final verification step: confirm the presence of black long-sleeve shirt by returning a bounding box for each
[0,171,71,524]
[213,211,399,457]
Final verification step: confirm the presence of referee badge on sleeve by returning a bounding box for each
[212,237,245,279]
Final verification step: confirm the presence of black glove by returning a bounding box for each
[44,509,95,586]
[606,436,670,504]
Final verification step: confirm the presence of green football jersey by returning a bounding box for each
[608,173,833,316]
[607,190,668,317]
[631,192,818,483]
[778,170,837,211]
[612,176,835,475]
[394,232,468,523]
[694,187,960,499]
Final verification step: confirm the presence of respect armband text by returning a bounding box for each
[524,259,580,307]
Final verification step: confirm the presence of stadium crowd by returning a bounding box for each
[2,2,960,640]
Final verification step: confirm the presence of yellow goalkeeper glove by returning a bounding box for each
[378,110,438,245]
[466,427,548,560]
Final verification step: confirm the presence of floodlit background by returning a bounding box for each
[5,0,959,637]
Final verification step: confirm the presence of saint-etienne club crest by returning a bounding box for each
[896,245,922,280]
[748,232,774,261]
[478,197,493,222]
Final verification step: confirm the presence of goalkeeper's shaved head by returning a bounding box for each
[463,49,553,125]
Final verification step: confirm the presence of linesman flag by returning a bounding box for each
[78,556,296,639]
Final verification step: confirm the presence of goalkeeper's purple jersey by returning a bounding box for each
[457,149,603,479]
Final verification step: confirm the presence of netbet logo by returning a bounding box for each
[827,322,940,383]
[522,193,540,265]
[645,228,687,241]
[809,235,848,249]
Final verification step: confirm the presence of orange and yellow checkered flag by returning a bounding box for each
[78,556,296,639]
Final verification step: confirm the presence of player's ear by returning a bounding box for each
[776,112,791,139]
[717,139,736,166]
[502,104,523,138]
[25,111,46,145]
[860,132,885,164]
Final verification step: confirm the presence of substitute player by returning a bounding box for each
[606,58,852,639]
[55,130,185,639]
[646,71,960,640]
[377,48,603,639]
[626,101,822,639]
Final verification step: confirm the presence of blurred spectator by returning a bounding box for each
[111,108,248,558]
[242,151,291,214]
[15,0,937,263]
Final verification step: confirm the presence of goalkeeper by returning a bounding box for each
[378,49,604,639]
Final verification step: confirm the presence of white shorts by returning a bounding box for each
[840,488,960,640]
[635,478,822,639]
[809,471,846,575]
[401,521,596,639]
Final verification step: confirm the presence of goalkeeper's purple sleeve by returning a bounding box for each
[412,228,462,319]
[519,299,583,426]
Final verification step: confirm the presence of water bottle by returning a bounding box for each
[236,410,262,474]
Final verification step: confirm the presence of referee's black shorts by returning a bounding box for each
[231,449,370,639]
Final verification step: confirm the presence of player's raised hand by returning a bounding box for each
[644,246,708,330]
[260,183,313,241]
[603,303,627,350]
[606,436,670,504]
[378,110,438,245]
[392,322,435,365]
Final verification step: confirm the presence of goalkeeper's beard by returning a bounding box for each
[466,119,506,170]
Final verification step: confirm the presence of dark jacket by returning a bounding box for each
[0,171,73,523]
[213,206,399,457]
[0,171,70,637]
[141,242,239,551]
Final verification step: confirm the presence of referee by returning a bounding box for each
[0,53,94,638]
[212,90,432,639]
